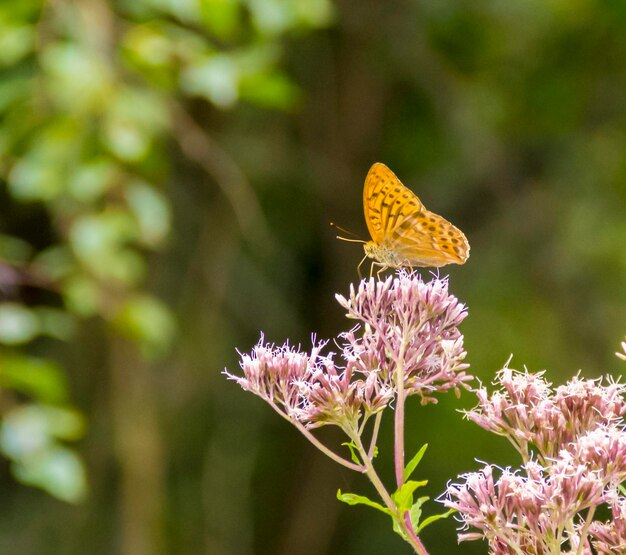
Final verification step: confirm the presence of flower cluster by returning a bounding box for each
[444,368,626,554]
[465,367,626,462]
[225,336,393,430]
[336,273,471,404]
[226,272,471,429]
[588,495,626,554]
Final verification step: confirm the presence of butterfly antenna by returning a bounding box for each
[330,222,366,243]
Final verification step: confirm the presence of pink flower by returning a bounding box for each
[336,272,471,404]
[466,367,626,461]
[226,272,472,428]
[224,335,393,429]
[444,459,605,553]
[446,367,626,553]
[224,335,322,421]
[588,495,626,554]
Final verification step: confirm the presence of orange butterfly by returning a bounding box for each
[355,163,469,275]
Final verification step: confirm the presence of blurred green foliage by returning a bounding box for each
[0,0,625,553]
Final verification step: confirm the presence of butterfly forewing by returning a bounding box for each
[363,163,424,244]
[362,163,469,269]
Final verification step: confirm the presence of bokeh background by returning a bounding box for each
[1,1,625,553]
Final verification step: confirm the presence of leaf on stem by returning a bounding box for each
[336,489,391,515]
[341,441,362,465]
[409,496,429,530]
[404,443,428,481]
[392,479,428,512]
[417,508,455,533]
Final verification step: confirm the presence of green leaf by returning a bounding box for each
[125,180,171,247]
[240,71,301,110]
[409,496,429,529]
[0,24,35,66]
[102,87,167,162]
[341,442,362,465]
[13,445,87,503]
[404,443,428,481]
[392,479,428,512]
[111,294,176,358]
[41,42,112,112]
[417,508,456,533]
[0,303,39,345]
[67,158,117,203]
[69,210,145,284]
[34,308,76,341]
[199,0,240,39]
[0,355,68,403]
[62,274,102,317]
[392,515,406,539]
[336,490,391,515]
[181,53,240,108]
[0,234,33,263]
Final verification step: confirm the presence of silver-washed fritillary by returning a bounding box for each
[361,163,469,272]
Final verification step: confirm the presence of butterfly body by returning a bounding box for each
[362,163,469,271]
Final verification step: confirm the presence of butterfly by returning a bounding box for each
[357,162,469,275]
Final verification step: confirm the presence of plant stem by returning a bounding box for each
[368,411,383,460]
[351,430,429,555]
[394,338,409,487]
[268,402,365,472]
[576,505,596,555]
[295,423,364,471]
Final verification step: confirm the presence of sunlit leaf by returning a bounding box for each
[181,53,239,108]
[8,154,64,201]
[0,303,39,345]
[0,355,68,403]
[0,405,84,458]
[125,180,171,246]
[62,274,103,317]
[404,443,428,481]
[199,0,241,39]
[68,158,118,203]
[102,87,167,161]
[0,24,35,66]
[392,480,428,512]
[69,210,144,284]
[336,490,391,515]
[417,508,455,533]
[240,71,300,110]
[41,43,113,112]
[341,441,362,465]
[13,445,87,503]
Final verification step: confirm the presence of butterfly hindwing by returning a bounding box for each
[391,210,469,266]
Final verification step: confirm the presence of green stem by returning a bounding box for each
[368,411,383,460]
[575,505,596,555]
[268,401,364,472]
[351,429,429,555]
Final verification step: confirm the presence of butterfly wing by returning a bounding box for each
[363,163,424,244]
[390,209,470,267]
[363,162,469,268]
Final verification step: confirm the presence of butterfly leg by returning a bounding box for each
[357,254,368,279]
